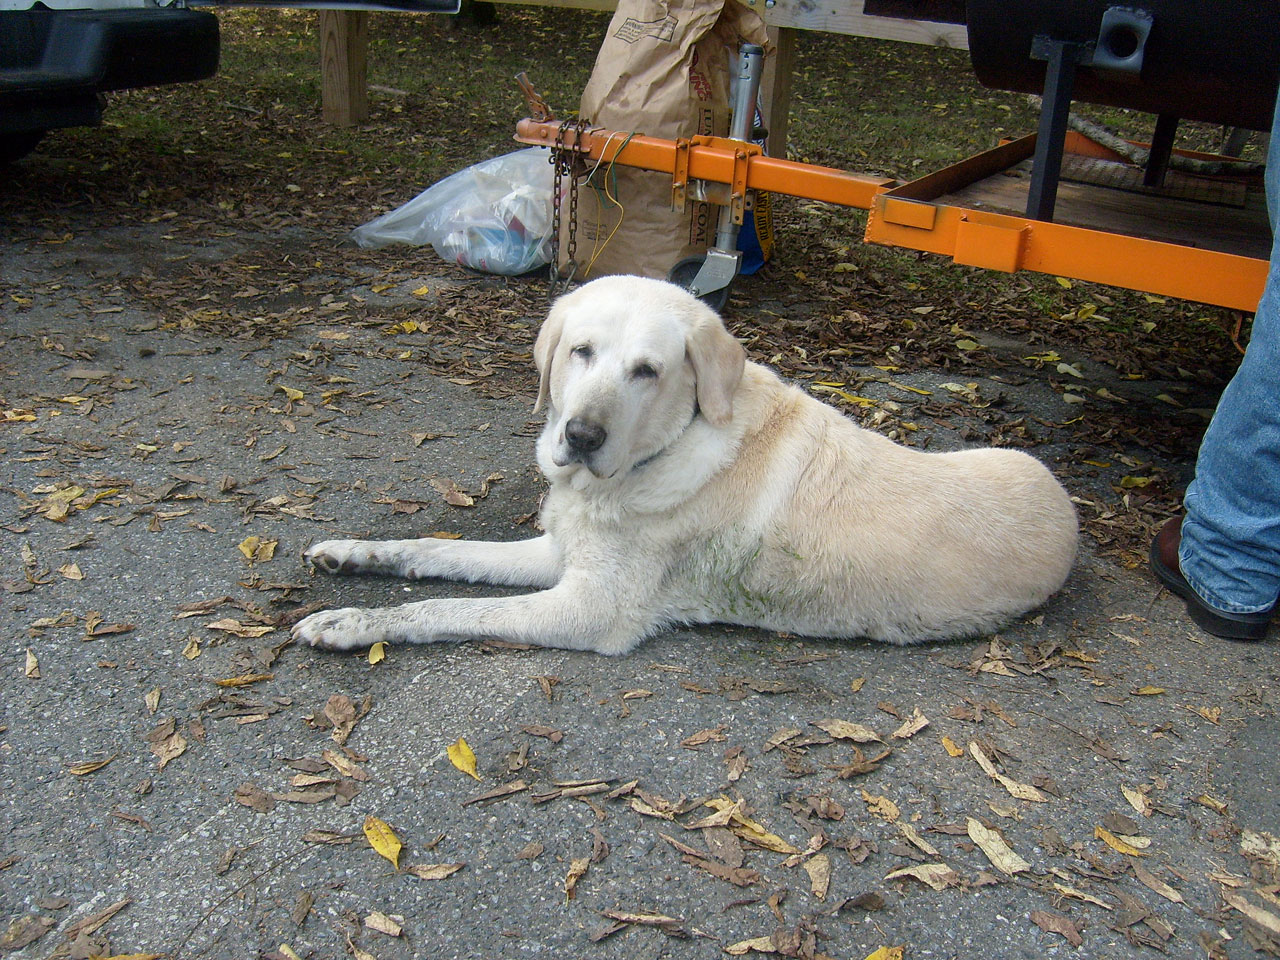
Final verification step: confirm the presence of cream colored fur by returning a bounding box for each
[293,276,1077,655]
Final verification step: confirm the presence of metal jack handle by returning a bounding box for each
[679,43,765,309]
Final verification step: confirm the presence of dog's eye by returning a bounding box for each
[631,362,659,380]
[570,344,593,361]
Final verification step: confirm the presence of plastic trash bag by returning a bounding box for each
[350,148,553,276]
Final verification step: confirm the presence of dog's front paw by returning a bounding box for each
[305,540,370,575]
[292,607,382,651]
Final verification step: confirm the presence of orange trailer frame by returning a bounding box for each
[514,118,1269,313]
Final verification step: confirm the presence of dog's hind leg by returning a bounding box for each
[304,534,563,588]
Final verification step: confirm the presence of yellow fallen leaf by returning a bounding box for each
[368,642,387,665]
[363,815,402,870]
[865,948,905,960]
[277,386,304,402]
[237,535,278,565]
[1095,825,1148,857]
[1055,276,1073,288]
[447,736,481,780]
[411,285,430,297]
[941,735,964,757]
[1132,685,1165,696]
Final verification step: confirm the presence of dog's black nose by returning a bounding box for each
[565,417,606,454]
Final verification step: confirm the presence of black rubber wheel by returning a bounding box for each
[0,130,45,164]
[668,255,732,313]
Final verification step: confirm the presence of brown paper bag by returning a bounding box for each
[562,0,769,281]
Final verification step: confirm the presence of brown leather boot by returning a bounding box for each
[1149,517,1274,640]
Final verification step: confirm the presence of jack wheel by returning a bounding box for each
[668,256,732,313]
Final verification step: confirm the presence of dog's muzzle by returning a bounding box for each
[564,417,606,456]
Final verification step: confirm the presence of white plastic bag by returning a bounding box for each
[350,148,554,276]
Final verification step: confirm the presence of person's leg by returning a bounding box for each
[1170,90,1280,625]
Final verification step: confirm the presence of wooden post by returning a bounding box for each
[760,25,796,158]
[319,10,369,126]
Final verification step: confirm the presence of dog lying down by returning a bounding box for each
[293,275,1077,655]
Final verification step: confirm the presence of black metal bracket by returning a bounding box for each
[1026,36,1093,221]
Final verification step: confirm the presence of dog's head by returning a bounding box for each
[533,276,745,482]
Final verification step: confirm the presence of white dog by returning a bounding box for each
[292,276,1077,655]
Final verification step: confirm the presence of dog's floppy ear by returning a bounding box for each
[533,298,567,415]
[686,309,746,428]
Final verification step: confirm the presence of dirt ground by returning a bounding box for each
[2,8,1279,960]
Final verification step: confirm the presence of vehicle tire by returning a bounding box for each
[0,130,46,164]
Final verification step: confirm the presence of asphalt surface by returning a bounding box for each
[1,209,1278,960]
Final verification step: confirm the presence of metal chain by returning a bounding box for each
[548,118,588,299]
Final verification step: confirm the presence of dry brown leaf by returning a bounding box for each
[321,749,369,781]
[1030,910,1083,947]
[725,935,778,956]
[813,718,882,743]
[0,915,55,952]
[213,673,274,688]
[151,731,187,771]
[899,822,940,857]
[23,648,39,679]
[1122,785,1153,817]
[969,741,1047,803]
[564,857,590,902]
[1052,882,1112,910]
[234,782,276,813]
[884,862,961,891]
[68,754,117,776]
[861,790,900,823]
[803,853,832,900]
[1132,862,1184,903]
[1241,829,1280,869]
[206,618,274,639]
[1223,889,1280,938]
[967,818,1030,875]
[364,911,403,937]
[891,708,929,740]
[406,863,465,880]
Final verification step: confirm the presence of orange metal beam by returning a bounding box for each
[867,198,1268,312]
[515,119,895,211]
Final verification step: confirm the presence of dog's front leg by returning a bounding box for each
[305,534,562,588]
[292,568,657,656]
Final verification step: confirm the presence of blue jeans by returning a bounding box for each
[1179,92,1280,615]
